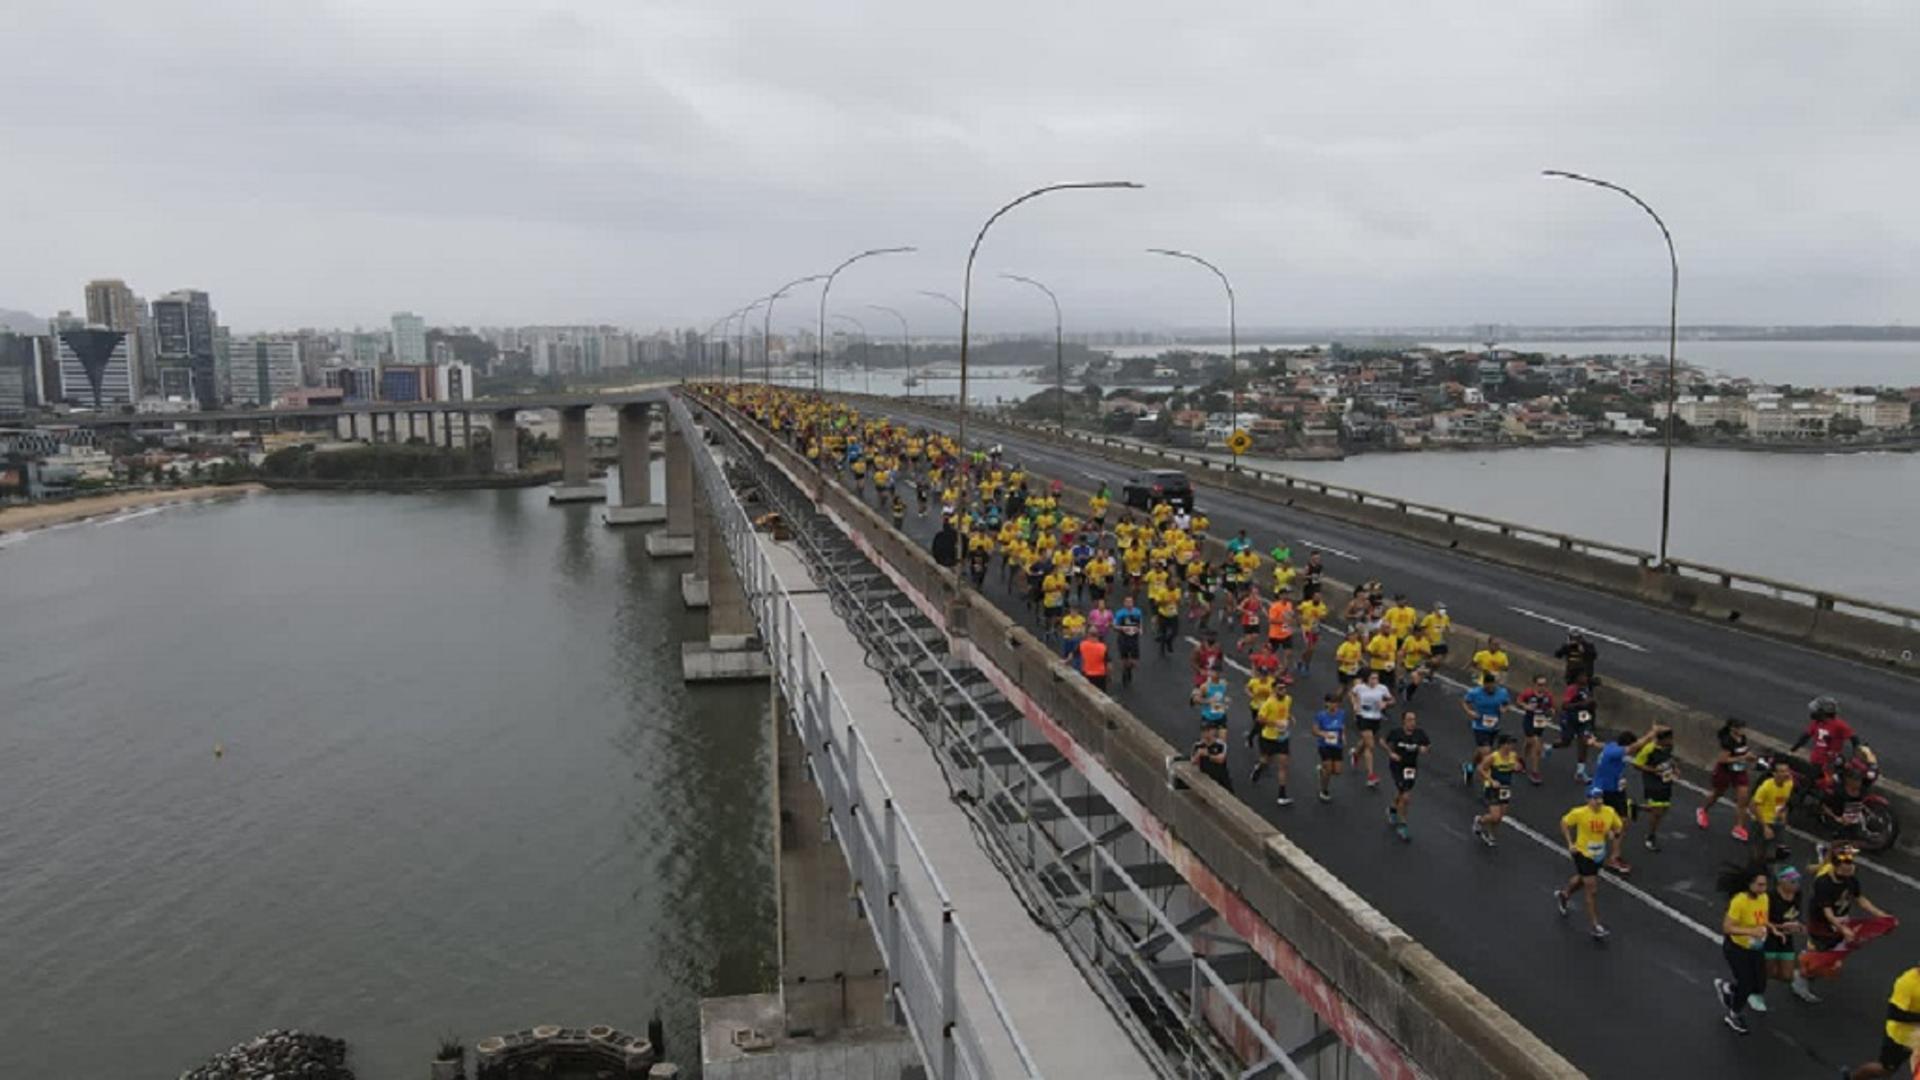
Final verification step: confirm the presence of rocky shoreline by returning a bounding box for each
[179,1030,353,1080]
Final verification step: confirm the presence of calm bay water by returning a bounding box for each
[0,487,772,1077]
[1271,443,1920,607]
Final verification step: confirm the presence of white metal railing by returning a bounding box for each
[697,392,1313,1079]
[668,394,1040,1080]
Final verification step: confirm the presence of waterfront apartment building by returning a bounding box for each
[390,312,427,365]
[151,289,218,407]
[227,338,303,407]
[83,279,146,393]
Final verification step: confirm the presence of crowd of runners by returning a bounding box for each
[725,385,1910,1074]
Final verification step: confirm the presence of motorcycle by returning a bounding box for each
[1779,746,1901,854]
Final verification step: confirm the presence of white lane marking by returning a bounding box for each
[1292,536,1362,561]
[1505,606,1647,652]
[1496,815,1721,944]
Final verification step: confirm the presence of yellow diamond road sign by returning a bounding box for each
[1228,429,1252,454]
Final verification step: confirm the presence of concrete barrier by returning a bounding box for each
[697,392,1582,1080]
[859,396,1920,671]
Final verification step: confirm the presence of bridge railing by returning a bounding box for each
[668,394,1039,1080]
[844,396,1920,660]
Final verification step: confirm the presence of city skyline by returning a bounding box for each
[6,3,1920,332]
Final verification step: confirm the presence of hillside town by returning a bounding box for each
[1067,345,1920,456]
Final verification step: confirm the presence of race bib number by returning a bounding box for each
[1401,767,1417,781]
[1583,841,1607,858]
[1496,786,1513,803]
[1576,711,1593,724]
[1844,809,1865,825]
[1729,761,1748,772]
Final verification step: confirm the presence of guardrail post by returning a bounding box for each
[884,800,902,1014]
[941,906,958,1080]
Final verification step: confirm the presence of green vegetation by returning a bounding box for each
[259,443,493,482]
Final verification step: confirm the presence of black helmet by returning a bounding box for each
[1809,695,1840,720]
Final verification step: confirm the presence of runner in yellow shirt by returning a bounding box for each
[1334,630,1365,686]
[1554,788,1625,941]
[1384,595,1419,640]
[1365,630,1399,688]
[1419,603,1452,668]
[1250,689,1294,804]
[1472,637,1510,684]
[1297,593,1329,675]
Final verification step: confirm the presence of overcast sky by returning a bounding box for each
[5,1,1917,334]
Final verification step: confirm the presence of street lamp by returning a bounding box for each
[832,313,870,395]
[1147,247,1239,466]
[763,274,828,387]
[703,313,736,384]
[734,300,765,386]
[1000,273,1066,432]
[818,247,916,398]
[1543,169,1681,566]
[866,305,911,401]
[957,182,1143,463]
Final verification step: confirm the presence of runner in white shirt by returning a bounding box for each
[1347,670,1397,789]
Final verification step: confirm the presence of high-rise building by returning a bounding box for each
[350,332,385,366]
[324,365,379,403]
[84,280,146,398]
[151,289,218,407]
[380,364,430,403]
[390,312,427,365]
[435,361,474,402]
[57,328,133,409]
[227,338,303,406]
[0,333,50,416]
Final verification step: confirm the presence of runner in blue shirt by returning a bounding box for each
[1313,691,1347,803]
[1460,674,1512,784]
[1588,727,1656,874]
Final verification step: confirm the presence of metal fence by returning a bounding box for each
[668,394,1039,1080]
[691,393,1317,1080]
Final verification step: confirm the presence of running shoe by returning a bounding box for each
[1249,763,1266,783]
[1317,791,1331,803]
[1472,817,1486,842]
[1528,771,1544,785]
[1731,825,1750,842]
[1366,773,1379,789]
[1396,823,1411,843]
[1554,890,1570,917]
[1461,762,1474,785]
[1723,1012,1749,1035]
[1791,979,1820,1004]
[1696,807,1710,830]
[1573,764,1589,783]
[1714,978,1734,1010]
[1276,794,1294,807]
[1590,924,1610,942]
[1747,994,1767,1014]
[1644,837,1661,852]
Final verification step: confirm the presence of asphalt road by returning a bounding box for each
[890,407,1920,782]
[846,439,1920,1080]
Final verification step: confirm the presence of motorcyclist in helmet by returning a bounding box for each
[1791,695,1859,781]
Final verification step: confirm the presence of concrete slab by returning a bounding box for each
[548,484,607,503]
[681,573,710,609]
[604,504,668,525]
[701,994,917,1080]
[683,641,772,682]
[752,534,1149,1078]
[647,533,696,557]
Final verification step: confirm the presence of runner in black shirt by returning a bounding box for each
[1384,711,1432,842]
[1191,733,1232,793]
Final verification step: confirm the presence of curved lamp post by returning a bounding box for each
[1000,273,1066,431]
[1147,247,1239,465]
[818,247,916,397]
[866,304,911,400]
[957,182,1142,457]
[703,312,738,383]
[733,299,765,386]
[1544,169,1680,566]
[762,274,828,387]
[831,313,870,394]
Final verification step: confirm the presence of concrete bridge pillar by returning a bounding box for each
[680,476,712,608]
[549,405,605,504]
[646,410,698,557]
[490,410,520,473]
[441,411,454,448]
[346,412,361,442]
[605,403,666,526]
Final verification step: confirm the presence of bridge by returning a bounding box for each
[53,387,682,521]
[572,385,1920,1078]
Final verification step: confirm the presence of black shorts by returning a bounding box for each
[1355,716,1382,734]
[1523,713,1550,738]
[1087,673,1108,691]
[1482,784,1513,807]
[1393,768,1418,792]
[1089,584,1107,602]
[1117,634,1141,658]
[1642,784,1673,808]
[1602,791,1629,818]
[1471,728,1500,748]
[1877,1035,1912,1071]
[1431,642,1450,656]
[1373,669,1396,689]
[1317,743,1343,762]
[1570,852,1602,878]
[1044,604,1064,620]
[1258,735,1288,757]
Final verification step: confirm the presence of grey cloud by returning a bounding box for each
[3,0,1916,331]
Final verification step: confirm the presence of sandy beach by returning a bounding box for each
[0,484,266,534]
